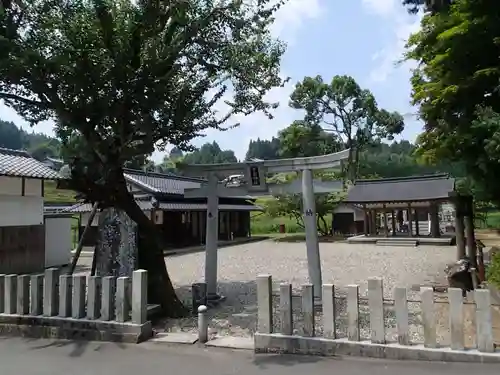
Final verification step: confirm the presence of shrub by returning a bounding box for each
[486,246,500,288]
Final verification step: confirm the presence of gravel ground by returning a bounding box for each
[163,240,457,343]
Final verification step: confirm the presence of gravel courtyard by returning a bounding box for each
[163,239,457,341]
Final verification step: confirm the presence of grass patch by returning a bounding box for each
[271,233,345,243]
[485,211,500,229]
[44,180,77,203]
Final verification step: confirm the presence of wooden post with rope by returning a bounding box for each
[68,203,99,275]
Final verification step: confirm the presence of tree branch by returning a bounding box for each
[0,92,46,107]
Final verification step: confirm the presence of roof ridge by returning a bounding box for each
[0,147,32,158]
[123,167,206,182]
[355,173,450,185]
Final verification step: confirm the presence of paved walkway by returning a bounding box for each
[1,338,498,375]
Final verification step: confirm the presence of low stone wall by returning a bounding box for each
[0,269,151,343]
[254,274,500,363]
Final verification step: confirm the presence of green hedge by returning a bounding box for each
[486,247,500,288]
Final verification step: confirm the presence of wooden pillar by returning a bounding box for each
[363,205,369,235]
[415,208,420,236]
[452,194,466,260]
[370,209,376,235]
[464,196,477,268]
[383,205,389,237]
[407,204,413,237]
[429,203,440,238]
[391,211,396,236]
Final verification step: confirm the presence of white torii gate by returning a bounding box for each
[180,149,350,301]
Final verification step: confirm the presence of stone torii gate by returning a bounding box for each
[180,149,349,301]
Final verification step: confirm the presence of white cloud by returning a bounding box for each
[362,0,397,16]
[0,0,322,162]
[271,0,321,45]
[362,0,422,83]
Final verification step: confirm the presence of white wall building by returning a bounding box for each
[0,148,70,273]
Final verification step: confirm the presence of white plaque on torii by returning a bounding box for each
[179,149,350,302]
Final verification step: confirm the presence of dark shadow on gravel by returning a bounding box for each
[154,280,424,344]
[253,353,335,368]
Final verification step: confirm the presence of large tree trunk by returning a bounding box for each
[119,193,187,318]
[70,162,187,318]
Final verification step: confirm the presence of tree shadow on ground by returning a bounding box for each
[253,353,337,368]
[158,280,261,336]
[155,279,426,344]
[0,335,128,358]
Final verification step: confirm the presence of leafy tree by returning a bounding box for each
[245,137,280,160]
[0,119,23,149]
[401,0,452,13]
[169,147,183,160]
[265,169,345,236]
[277,120,341,158]
[29,142,58,161]
[265,191,345,236]
[289,75,404,181]
[0,118,61,154]
[0,0,287,316]
[183,141,237,164]
[124,155,155,171]
[404,0,500,204]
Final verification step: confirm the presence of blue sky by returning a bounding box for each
[0,0,422,163]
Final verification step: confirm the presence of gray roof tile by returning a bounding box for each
[123,169,202,195]
[64,201,263,213]
[0,148,62,179]
[345,174,455,204]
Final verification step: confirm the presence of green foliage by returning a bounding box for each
[182,142,237,164]
[245,137,280,160]
[43,180,77,203]
[0,119,23,150]
[251,210,304,235]
[288,75,404,180]
[486,249,500,289]
[401,0,452,14]
[0,119,60,158]
[0,0,288,205]
[277,120,341,158]
[169,147,184,160]
[404,0,500,204]
[264,191,345,236]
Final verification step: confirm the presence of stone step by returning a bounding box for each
[376,240,418,247]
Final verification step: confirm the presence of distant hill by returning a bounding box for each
[0,119,61,161]
[0,118,77,203]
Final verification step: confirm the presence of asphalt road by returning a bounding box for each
[0,338,498,375]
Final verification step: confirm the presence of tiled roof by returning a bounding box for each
[65,201,263,213]
[0,148,62,180]
[123,169,203,195]
[345,174,455,204]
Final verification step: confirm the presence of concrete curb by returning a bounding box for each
[205,336,254,350]
[254,333,500,363]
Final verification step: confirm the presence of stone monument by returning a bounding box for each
[94,207,138,277]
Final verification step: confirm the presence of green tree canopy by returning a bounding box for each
[277,120,341,159]
[245,137,280,160]
[404,0,500,203]
[289,75,404,180]
[183,141,237,164]
[0,0,288,316]
[0,119,23,150]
